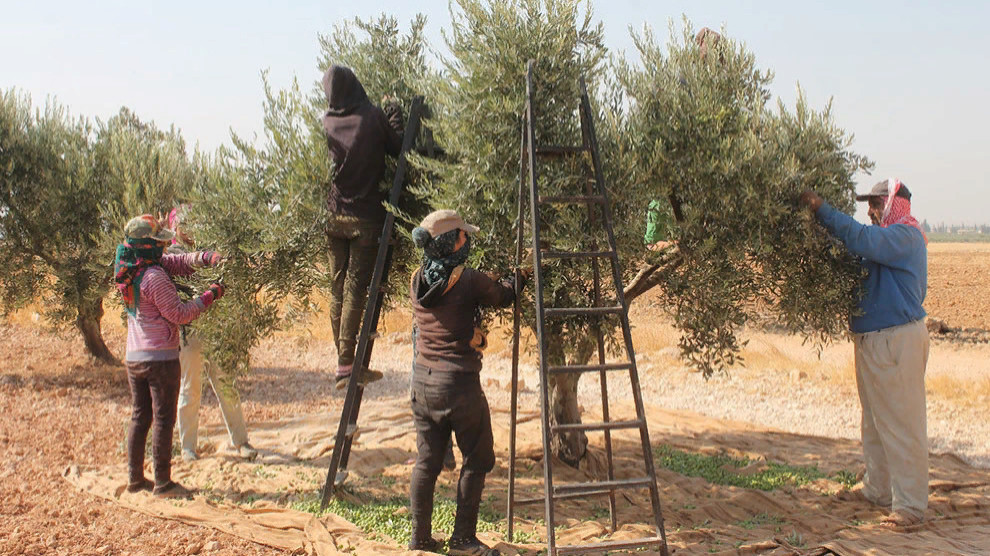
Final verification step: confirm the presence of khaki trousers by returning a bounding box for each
[853,319,930,518]
[177,332,249,452]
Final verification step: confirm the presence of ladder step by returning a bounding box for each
[542,249,615,260]
[556,537,666,555]
[535,145,588,156]
[514,489,613,506]
[544,306,623,317]
[551,419,643,433]
[554,477,654,496]
[548,362,633,375]
[538,194,605,204]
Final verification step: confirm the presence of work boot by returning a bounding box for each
[447,536,501,556]
[335,368,384,390]
[153,481,194,499]
[126,477,154,493]
[408,537,442,553]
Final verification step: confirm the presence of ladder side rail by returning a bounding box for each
[526,60,558,556]
[507,115,528,542]
[320,96,425,507]
[578,80,670,554]
[578,104,618,534]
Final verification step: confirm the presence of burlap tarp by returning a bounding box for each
[65,397,990,555]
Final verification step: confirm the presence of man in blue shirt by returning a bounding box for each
[801,179,930,528]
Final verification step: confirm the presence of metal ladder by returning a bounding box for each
[506,61,669,556]
[320,96,425,507]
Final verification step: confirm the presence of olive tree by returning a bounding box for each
[430,8,870,465]
[0,92,195,363]
[430,0,612,465]
[616,22,870,375]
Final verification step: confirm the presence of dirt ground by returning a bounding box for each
[925,243,990,330]
[1,243,988,555]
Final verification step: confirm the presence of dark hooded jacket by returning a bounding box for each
[410,266,514,373]
[321,65,404,221]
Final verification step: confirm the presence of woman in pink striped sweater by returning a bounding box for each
[114,214,225,497]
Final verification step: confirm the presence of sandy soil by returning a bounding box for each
[1,243,988,554]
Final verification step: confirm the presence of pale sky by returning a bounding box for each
[2,1,987,225]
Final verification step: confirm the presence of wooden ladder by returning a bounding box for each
[506,61,669,556]
[320,95,425,507]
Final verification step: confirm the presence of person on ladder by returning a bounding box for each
[321,64,404,389]
[408,210,519,556]
[166,205,257,461]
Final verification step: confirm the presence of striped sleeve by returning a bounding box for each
[143,268,206,325]
[159,252,210,277]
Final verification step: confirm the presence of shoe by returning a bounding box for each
[837,484,891,507]
[335,368,384,390]
[447,536,501,556]
[153,481,194,499]
[181,449,199,462]
[236,442,258,460]
[879,510,923,529]
[408,537,442,553]
[126,478,154,493]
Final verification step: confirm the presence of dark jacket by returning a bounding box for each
[321,65,403,221]
[411,267,515,373]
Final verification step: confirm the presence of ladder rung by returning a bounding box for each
[514,489,613,506]
[538,195,605,204]
[556,537,666,555]
[535,145,588,156]
[542,249,615,260]
[554,477,654,496]
[552,419,643,433]
[544,306,623,317]
[548,362,633,375]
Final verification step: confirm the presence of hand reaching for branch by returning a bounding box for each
[799,190,824,212]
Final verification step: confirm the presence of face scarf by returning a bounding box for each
[114,238,165,316]
[420,229,471,290]
[880,178,928,245]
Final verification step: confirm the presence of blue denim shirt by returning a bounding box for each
[816,202,927,334]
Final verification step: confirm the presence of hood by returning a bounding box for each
[322,65,370,116]
[412,267,448,308]
[414,266,471,309]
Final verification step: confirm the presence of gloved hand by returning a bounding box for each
[204,251,225,267]
[514,267,533,291]
[199,283,225,308]
[799,190,824,212]
[208,283,225,300]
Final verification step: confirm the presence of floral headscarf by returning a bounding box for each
[114,238,165,316]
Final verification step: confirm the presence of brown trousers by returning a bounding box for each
[126,359,181,488]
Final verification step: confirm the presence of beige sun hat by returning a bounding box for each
[124,214,174,242]
[419,209,480,237]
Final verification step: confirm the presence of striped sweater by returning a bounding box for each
[125,252,215,362]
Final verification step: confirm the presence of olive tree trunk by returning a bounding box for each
[546,334,596,467]
[75,297,120,365]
